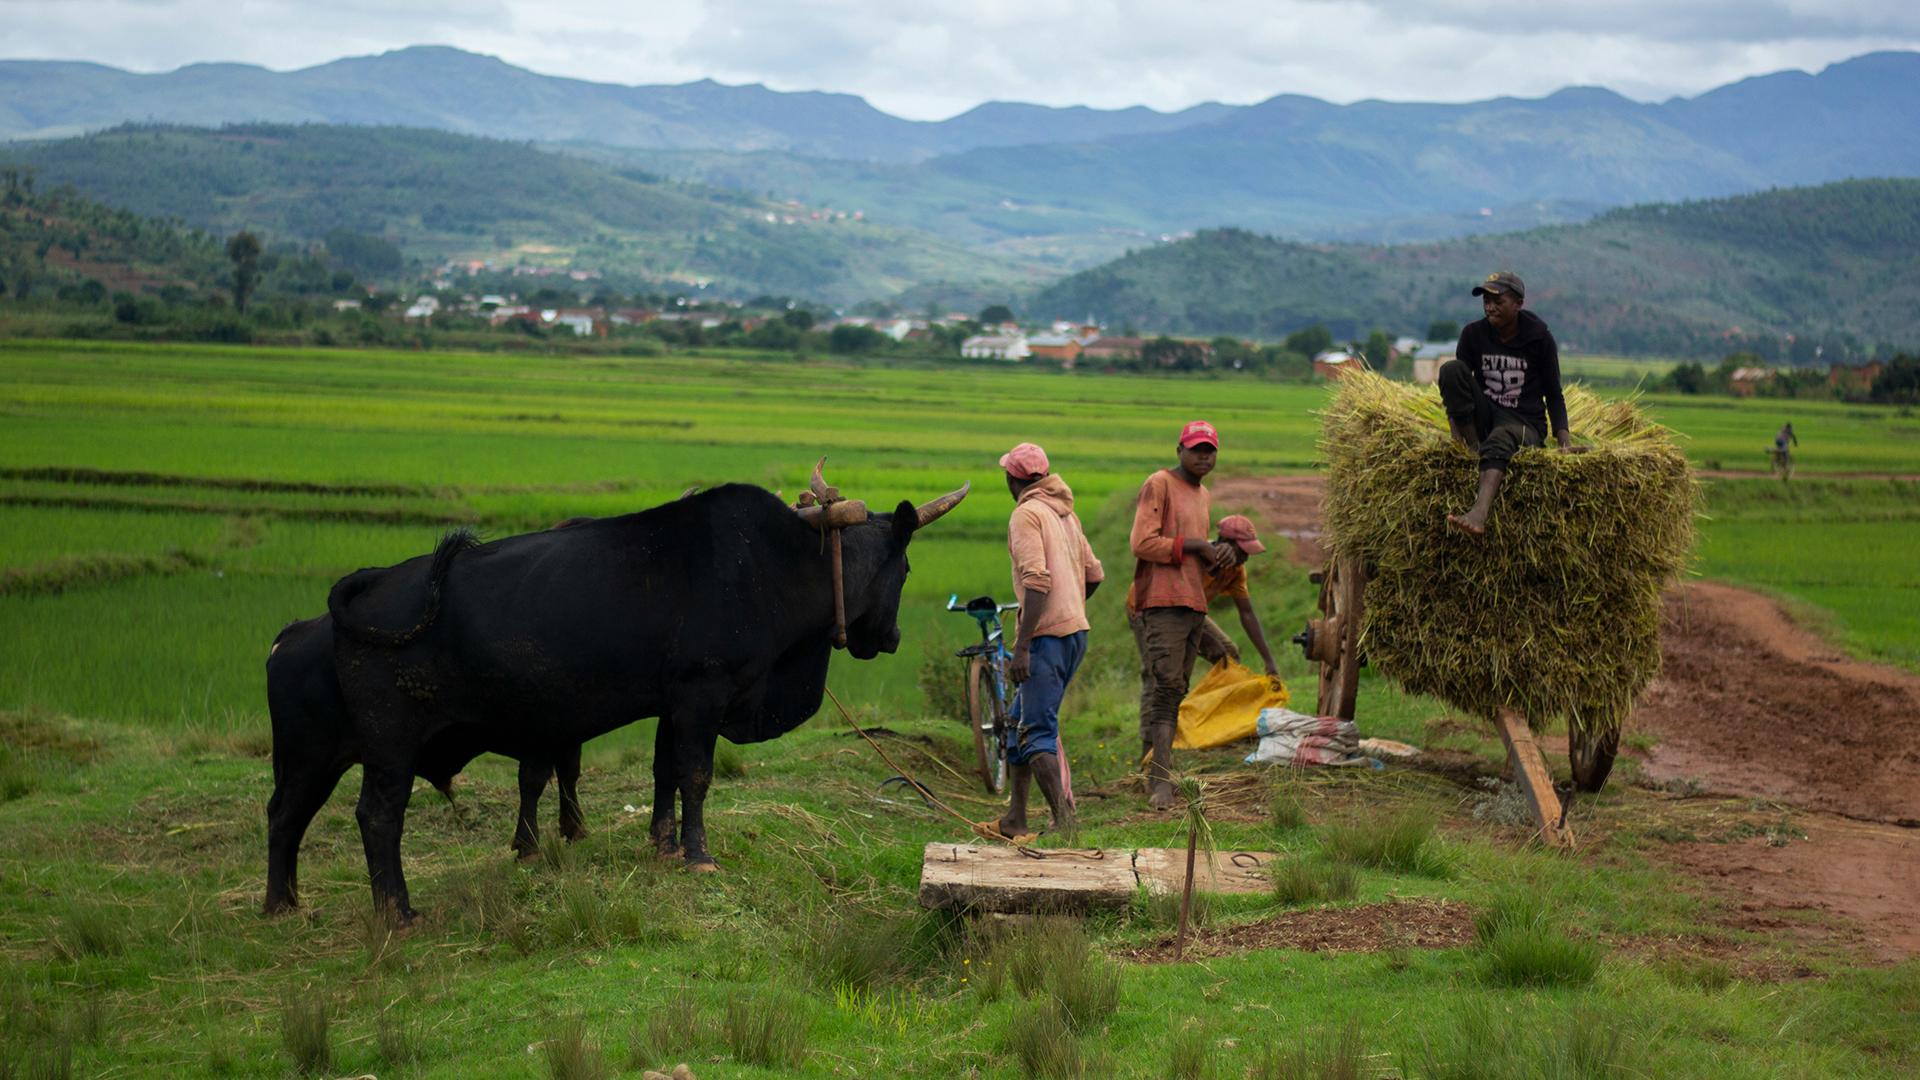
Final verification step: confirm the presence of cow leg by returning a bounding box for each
[354,761,418,924]
[512,759,552,860]
[671,717,722,872]
[263,762,349,914]
[557,745,587,842]
[650,719,680,857]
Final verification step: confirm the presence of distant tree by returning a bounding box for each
[1871,356,1920,404]
[226,231,262,313]
[1363,329,1394,370]
[977,303,1014,325]
[322,228,402,276]
[1426,319,1458,342]
[1210,335,1254,369]
[1142,336,1205,370]
[1283,324,1333,357]
[783,308,815,330]
[1664,362,1708,394]
[828,324,885,354]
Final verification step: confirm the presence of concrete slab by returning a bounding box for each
[917,842,1279,913]
[1134,848,1278,896]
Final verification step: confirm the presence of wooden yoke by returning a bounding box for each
[793,457,868,649]
[1494,709,1575,849]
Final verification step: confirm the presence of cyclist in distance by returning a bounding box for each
[978,442,1103,843]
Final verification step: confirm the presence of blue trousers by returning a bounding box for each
[1010,631,1087,765]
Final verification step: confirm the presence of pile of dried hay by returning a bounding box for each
[1322,371,1697,735]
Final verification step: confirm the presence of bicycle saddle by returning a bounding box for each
[964,595,998,614]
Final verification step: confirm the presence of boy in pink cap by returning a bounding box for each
[980,442,1103,841]
[1196,514,1280,676]
[1127,421,1236,810]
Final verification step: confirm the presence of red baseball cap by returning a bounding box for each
[1178,420,1219,450]
[1217,514,1265,554]
[998,442,1051,480]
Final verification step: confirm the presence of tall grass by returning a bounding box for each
[722,993,808,1069]
[543,1016,611,1080]
[1476,892,1602,988]
[1324,811,1451,876]
[278,993,330,1075]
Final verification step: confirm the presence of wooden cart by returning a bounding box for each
[1291,553,1619,848]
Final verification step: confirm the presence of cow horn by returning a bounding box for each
[915,481,971,527]
[809,457,836,503]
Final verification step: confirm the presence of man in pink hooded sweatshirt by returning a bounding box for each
[980,441,1103,842]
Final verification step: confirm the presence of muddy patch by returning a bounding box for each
[1123,897,1473,963]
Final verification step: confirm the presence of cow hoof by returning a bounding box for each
[514,847,540,863]
[686,859,720,874]
[563,827,589,842]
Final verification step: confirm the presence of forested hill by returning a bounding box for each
[1029,179,1920,361]
[0,123,1033,303]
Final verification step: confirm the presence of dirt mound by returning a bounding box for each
[1213,475,1326,566]
[1124,897,1473,963]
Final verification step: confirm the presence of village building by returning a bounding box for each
[1079,336,1144,362]
[1313,349,1363,379]
[1728,366,1776,397]
[960,334,1030,361]
[1025,332,1084,365]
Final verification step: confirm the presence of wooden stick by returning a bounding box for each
[1175,823,1197,961]
[1494,709,1575,849]
[829,529,847,648]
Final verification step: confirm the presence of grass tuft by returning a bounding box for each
[376,1012,421,1069]
[48,901,125,962]
[628,997,711,1069]
[1253,1019,1365,1080]
[712,741,747,779]
[1269,776,1308,831]
[1324,811,1450,876]
[722,993,808,1069]
[1268,858,1359,906]
[278,992,331,1075]
[1166,1020,1215,1080]
[1482,921,1602,988]
[543,1016,611,1080]
[1004,997,1082,1079]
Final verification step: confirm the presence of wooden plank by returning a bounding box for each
[1133,848,1277,896]
[1494,709,1575,848]
[917,842,1138,914]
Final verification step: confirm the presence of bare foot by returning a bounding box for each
[1446,513,1485,536]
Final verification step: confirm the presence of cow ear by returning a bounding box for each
[891,499,918,545]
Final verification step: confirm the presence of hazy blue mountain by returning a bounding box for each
[0,46,1228,161]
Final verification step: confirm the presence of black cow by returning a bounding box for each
[325,480,966,920]
[263,615,587,914]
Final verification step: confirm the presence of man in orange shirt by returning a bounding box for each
[1196,515,1280,676]
[982,442,1103,841]
[1129,421,1237,810]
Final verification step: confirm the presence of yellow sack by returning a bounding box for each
[1175,657,1291,749]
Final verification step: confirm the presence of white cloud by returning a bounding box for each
[0,0,1916,117]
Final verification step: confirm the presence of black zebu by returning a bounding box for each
[262,614,586,915]
[323,480,965,921]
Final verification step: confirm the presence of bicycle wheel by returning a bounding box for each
[965,657,1007,794]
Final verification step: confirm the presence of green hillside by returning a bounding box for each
[2,124,1039,304]
[1029,179,1920,360]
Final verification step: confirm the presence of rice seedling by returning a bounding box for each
[1321,372,1697,739]
[722,993,808,1069]
[543,1016,611,1080]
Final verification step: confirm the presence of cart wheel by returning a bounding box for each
[965,657,1007,795]
[1568,723,1618,793]
[1317,555,1365,721]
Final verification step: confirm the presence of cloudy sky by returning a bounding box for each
[5,0,1919,119]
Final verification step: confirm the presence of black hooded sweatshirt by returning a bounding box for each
[1453,308,1568,437]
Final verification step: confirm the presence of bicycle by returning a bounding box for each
[1767,445,1794,480]
[946,593,1020,794]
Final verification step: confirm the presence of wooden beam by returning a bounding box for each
[1494,709,1575,849]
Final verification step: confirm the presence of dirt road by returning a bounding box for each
[1217,473,1920,961]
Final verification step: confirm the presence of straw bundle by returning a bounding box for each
[1321,372,1697,735]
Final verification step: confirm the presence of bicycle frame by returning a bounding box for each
[947,593,1020,793]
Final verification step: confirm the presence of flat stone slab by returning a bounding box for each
[917,842,1278,914]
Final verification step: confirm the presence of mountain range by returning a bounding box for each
[5,46,1919,253]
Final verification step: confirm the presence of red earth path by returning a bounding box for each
[1215,473,1920,961]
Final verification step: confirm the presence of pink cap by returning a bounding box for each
[1217,514,1265,554]
[1179,420,1219,449]
[999,442,1051,480]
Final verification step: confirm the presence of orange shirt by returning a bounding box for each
[1127,468,1212,613]
[1007,475,1105,637]
[1204,563,1250,605]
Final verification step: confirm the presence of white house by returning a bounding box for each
[961,334,1030,361]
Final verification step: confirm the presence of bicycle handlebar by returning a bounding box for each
[946,593,1020,615]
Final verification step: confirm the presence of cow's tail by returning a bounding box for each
[328,528,479,647]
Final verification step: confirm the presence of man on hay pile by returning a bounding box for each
[976,442,1103,844]
[1439,270,1581,535]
